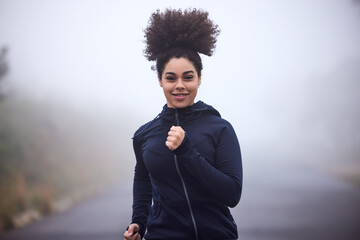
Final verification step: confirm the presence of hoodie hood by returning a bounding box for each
[133,101,221,139]
[160,101,221,125]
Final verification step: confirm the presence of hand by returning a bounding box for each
[166,126,185,151]
[124,223,140,240]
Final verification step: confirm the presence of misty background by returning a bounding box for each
[0,0,359,236]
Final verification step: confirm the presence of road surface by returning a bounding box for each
[1,160,360,240]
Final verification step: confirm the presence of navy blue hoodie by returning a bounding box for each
[131,101,242,240]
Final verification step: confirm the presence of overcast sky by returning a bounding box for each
[1,0,359,165]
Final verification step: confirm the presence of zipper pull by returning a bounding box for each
[174,109,179,126]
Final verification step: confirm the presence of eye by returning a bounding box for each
[184,75,194,81]
[165,76,176,81]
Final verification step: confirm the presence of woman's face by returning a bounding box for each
[159,57,201,109]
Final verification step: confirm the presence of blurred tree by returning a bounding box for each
[0,46,9,101]
[354,0,360,11]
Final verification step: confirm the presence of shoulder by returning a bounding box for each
[194,101,235,130]
[132,114,161,141]
[200,113,238,140]
[202,112,233,128]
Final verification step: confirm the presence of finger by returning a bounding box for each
[170,126,184,133]
[128,223,139,234]
[170,125,178,130]
[168,134,182,143]
[168,127,180,134]
[124,231,130,240]
[126,232,137,240]
[166,141,175,150]
[171,126,183,131]
[133,232,140,240]
[168,130,183,138]
[167,135,176,142]
[175,127,185,133]
[167,135,181,144]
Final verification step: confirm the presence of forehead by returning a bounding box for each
[164,57,196,73]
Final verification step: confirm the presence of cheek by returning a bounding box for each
[162,86,173,97]
[162,85,172,92]
[190,83,199,93]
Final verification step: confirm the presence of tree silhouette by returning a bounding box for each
[0,46,9,101]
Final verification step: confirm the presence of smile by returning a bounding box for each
[172,93,189,100]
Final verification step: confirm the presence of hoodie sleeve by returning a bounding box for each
[131,137,152,238]
[173,121,242,208]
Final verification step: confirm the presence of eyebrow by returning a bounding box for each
[165,70,195,75]
[183,70,195,75]
[165,72,176,75]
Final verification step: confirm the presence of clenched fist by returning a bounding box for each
[124,223,140,240]
[166,126,185,151]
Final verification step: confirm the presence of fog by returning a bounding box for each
[0,0,360,237]
[1,0,359,181]
[2,0,359,165]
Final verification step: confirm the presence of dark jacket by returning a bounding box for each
[131,101,242,240]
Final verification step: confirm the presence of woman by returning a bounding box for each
[124,8,242,240]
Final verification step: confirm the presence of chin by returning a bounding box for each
[173,102,192,108]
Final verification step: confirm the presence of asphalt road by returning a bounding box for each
[1,160,360,240]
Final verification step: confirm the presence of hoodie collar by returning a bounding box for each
[159,101,220,125]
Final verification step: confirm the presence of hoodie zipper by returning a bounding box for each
[174,109,199,240]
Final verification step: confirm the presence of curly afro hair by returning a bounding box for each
[143,8,220,78]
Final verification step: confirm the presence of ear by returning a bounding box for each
[198,76,202,86]
[159,78,163,87]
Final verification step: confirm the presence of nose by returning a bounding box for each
[175,79,185,90]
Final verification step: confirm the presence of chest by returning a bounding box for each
[141,123,217,177]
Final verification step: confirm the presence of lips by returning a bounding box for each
[172,93,188,101]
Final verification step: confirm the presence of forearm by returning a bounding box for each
[132,139,152,238]
[132,179,152,238]
[173,135,242,207]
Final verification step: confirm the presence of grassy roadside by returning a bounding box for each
[346,174,360,188]
[0,96,133,234]
[312,161,360,189]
